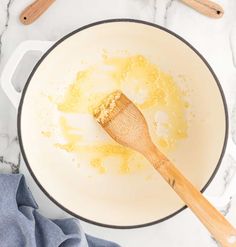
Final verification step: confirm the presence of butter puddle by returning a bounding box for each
[42,54,189,175]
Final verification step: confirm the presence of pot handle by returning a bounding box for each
[1,40,54,109]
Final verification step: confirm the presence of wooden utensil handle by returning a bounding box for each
[181,0,224,18]
[145,146,236,247]
[20,0,55,25]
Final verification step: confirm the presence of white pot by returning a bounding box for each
[1,19,234,228]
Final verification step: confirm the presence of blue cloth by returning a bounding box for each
[0,174,120,247]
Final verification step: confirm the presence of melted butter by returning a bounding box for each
[60,116,82,143]
[90,158,106,174]
[57,70,109,114]
[55,141,133,174]
[57,71,90,113]
[48,54,189,175]
[104,55,188,149]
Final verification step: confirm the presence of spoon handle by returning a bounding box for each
[20,0,55,25]
[145,146,236,247]
[181,0,224,18]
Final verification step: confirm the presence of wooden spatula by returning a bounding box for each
[180,0,224,18]
[93,91,236,247]
[20,0,55,25]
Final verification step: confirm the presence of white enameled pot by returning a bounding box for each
[1,19,236,228]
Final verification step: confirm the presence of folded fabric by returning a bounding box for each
[0,174,121,247]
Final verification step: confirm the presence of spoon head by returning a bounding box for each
[94,91,153,153]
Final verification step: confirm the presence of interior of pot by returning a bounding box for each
[19,20,227,227]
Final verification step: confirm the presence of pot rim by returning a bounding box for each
[17,18,229,229]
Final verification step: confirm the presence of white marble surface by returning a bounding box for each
[0,0,236,246]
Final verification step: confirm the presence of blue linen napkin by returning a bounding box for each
[0,174,121,247]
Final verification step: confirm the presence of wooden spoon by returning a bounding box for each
[93,91,236,247]
[20,0,55,25]
[180,0,224,18]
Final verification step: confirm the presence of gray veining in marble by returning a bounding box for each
[163,0,174,26]
[0,0,13,57]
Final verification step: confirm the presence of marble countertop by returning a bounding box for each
[0,0,236,246]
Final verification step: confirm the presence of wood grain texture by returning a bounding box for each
[146,146,236,247]
[96,92,236,247]
[20,0,55,25]
[181,0,224,18]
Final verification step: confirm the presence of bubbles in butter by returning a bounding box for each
[44,54,189,175]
